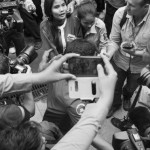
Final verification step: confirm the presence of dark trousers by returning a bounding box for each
[32,0,43,22]
[4,30,25,56]
[111,60,140,107]
[95,0,105,12]
[18,7,41,41]
[104,2,117,37]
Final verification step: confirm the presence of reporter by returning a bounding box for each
[0,53,77,96]
[0,55,34,129]
[51,54,117,150]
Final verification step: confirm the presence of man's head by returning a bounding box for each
[0,121,44,150]
[0,104,23,130]
[0,52,9,74]
[65,39,98,56]
[126,0,150,17]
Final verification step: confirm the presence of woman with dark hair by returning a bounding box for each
[40,0,78,57]
[76,1,108,54]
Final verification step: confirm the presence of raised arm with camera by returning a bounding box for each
[52,54,117,150]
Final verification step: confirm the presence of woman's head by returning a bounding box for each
[77,1,96,31]
[44,0,67,21]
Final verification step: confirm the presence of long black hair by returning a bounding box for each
[44,0,67,21]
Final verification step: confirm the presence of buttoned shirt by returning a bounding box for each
[109,6,150,73]
[76,17,108,53]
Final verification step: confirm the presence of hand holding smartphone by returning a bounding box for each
[68,56,104,100]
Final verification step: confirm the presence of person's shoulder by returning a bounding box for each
[115,6,126,17]
[95,17,106,29]
[40,17,50,29]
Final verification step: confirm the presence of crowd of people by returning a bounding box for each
[0,0,150,150]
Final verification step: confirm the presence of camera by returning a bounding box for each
[68,56,104,100]
[0,1,23,33]
[112,128,147,150]
[112,106,150,150]
[0,0,24,53]
[9,45,38,73]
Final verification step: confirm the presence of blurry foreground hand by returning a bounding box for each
[97,54,117,98]
[40,53,79,82]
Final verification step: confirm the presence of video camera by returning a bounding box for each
[9,45,38,73]
[112,128,150,150]
[0,0,24,53]
[112,106,150,150]
[0,0,23,33]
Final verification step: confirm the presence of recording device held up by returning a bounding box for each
[9,45,38,73]
[112,106,150,150]
[0,0,23,53]
[68,56,104,100]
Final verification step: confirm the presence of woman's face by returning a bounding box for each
[52,0,67,21]
[80,14,95,31]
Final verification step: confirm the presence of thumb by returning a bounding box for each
[59,73,77,80]
[97,64,105,78]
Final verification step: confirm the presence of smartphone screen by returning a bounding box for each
[68,56,104,77]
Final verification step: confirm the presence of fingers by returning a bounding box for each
[101,54,114,75]
[97,64,105,78]
[55,53,79,66]
[58,73,76,80]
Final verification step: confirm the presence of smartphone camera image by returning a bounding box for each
[68,56,104,77]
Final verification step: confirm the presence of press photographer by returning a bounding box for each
[0,0,25,56]
[0,52,35,129]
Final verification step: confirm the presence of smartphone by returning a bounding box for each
[68,77,100,100]
[68,56,104,77]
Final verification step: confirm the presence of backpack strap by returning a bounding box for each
[120,9,127,29]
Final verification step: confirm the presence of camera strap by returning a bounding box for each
[129,86,142,112]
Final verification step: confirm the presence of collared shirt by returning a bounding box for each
[0,74,32,96]
[106,0,126,8]
[52,103,101,150]
[76,17,108,53]
[109,6,150,73]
